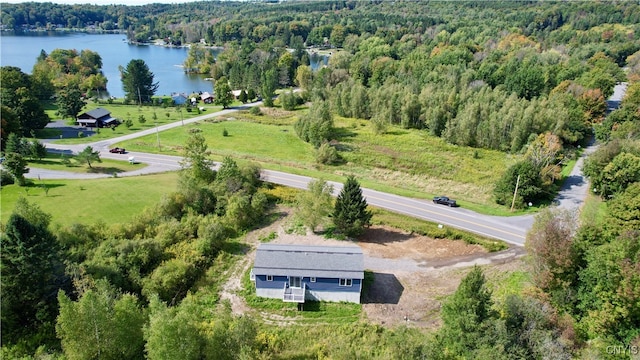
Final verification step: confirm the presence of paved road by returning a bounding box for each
[31,92,610,247]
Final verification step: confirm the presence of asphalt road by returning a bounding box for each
[31,94,605,247]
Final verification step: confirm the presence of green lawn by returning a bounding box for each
[114,108,526,215]
[1,173,179,227]
[28,153,146,174]
[40,100,224,145]
[120,119,316,165]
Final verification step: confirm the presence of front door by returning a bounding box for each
[289,276,301,288]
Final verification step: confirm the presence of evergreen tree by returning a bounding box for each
[247,88,256,102]
[3,152,29,186]
[439,266,495,358]
[1,212,67,346]
[120,59,159,104]
[238,89,248,103]
[29,139,48,161]
[333,176,372,237]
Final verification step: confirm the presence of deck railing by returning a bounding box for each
[283,283,306,303]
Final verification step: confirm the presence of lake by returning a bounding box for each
[0,32,328,98]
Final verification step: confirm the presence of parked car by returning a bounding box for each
[109,147,126,154]
[433,196,458,207]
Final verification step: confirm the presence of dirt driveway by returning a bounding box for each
[220,209,525,328]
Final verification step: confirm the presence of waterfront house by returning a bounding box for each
[76,108,118,128]
[252,243,364,304]
[171,93,188,105]
[200,92,214,104]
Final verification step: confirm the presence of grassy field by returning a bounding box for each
[39,100,224,145]
[1,173,179,227]
[27,153,146,174]
[114,107,528,216]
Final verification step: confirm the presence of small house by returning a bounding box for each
[252,243,364,304]
[77,108,118,128]
[171,93,188,105]
[200,92,214,104]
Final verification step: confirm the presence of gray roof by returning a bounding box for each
[83,107,111,119]
[253,243,364,279]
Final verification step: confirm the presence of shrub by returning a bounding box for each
[250,106,262,116]
[316,142,340,165]
[223,128,229,137]
[0,169,15,185]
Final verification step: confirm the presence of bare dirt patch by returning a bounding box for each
[225,208,524,328]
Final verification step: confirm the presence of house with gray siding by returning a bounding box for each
[252,243,364,304]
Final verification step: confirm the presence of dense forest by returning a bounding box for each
[1,0,640,358]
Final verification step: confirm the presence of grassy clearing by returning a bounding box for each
[240,268,362,324]
[27,153,146,174]
[486,269,532,306]
[1,173,178,227]
[40,100,223,144]
[120,119,316,165]
[580,192,607,225]
[113,107,526,215]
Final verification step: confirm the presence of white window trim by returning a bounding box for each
[339,278,352,287]
[310,277,316,283]
[266,275,273,281]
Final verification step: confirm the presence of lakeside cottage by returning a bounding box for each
[76,108,118,128]
[252,243,364,304]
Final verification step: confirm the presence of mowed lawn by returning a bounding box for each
[1,173,179,227]
[41,101,223,145]
[28,153,146,174]
[112,109,520,213]
[118,120,317,165]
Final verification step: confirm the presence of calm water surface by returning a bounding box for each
[1,32,217,98]
[1,32,328,98]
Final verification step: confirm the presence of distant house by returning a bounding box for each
[76,108,118,128]
[200,92,214,104]
[252,243,364,304]
[171,93,188,105]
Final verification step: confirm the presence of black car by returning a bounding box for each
[433,196,458,207]
[109,147,126,154]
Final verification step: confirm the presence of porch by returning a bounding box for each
[283,283,306,303]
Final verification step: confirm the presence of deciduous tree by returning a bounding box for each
[295,179,334,232]
[294,99,334,147]
[214,76,233,108]
[76,146,101,168]
[179,129,215,184]
[526,209,579,308]
[57,281,145,360]
[56,85,86,121]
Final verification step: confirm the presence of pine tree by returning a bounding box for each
[439,266,495,357]
[1,212,68,345]
[333,176,372,237]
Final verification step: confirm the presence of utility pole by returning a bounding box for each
[155,121,160,150]
[137,87,142,105]
[510,174,521,212]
